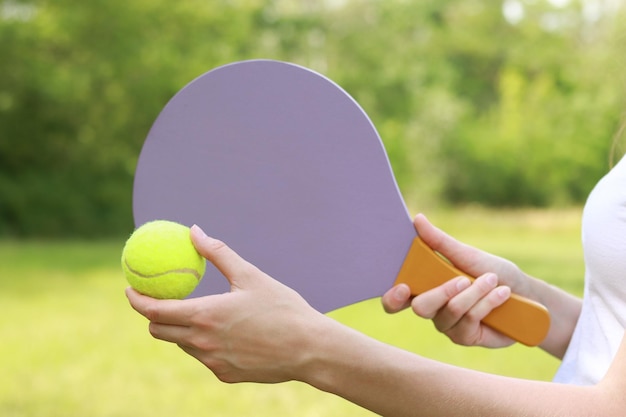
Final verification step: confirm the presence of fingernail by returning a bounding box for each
[191,224,207,239]
[496,286,511,299]
[485,273,498,287]
[415,213,429,223]
[394,284,411,301]
[456,277,471,291]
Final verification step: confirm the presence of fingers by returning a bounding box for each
[126,287,214,348]
[126,287,196,326]
[436,277,513,347]
[412,273,511,334]
[381,284,412,313]
[384,272,513,347]
[410,276,472,319]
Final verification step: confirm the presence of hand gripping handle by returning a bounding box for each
[394,237,550,347]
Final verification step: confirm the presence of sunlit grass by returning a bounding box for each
[0,208,584,416]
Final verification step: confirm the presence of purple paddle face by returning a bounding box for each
[133,60,417,313]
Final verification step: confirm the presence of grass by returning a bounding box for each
[0,208,585,417]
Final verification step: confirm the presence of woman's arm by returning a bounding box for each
[382,214,582,358]
[126,225,623,416]
[304,316,625,417]
[526,273,581,358]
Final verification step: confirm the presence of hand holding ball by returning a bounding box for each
[122,220,206,299]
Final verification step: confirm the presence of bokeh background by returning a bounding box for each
[1,0,624,238]
[1,0,625,416]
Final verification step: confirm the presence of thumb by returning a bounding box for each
[190,224,259,290]
[414,213,486,277]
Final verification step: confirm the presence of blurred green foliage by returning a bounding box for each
[1,0,624,237]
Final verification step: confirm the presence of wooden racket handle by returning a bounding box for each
[394,237,550,346]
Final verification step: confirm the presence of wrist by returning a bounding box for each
[296,315,349,390]
[297,315,375,391]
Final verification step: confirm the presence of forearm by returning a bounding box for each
[301,316,608,417]
[525,275,582,358]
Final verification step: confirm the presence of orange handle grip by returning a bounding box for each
[394,237,550,347]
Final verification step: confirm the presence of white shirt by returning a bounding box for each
[553,154,626,385]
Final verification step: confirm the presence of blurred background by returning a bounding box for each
[1,0,625,416]
[1,0,624,238]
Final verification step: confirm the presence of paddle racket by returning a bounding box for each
[132,59,550,346]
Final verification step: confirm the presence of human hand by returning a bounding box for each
[126,225,326,384]
[382,214,530,348]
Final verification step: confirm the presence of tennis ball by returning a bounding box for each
[121,220,206,299]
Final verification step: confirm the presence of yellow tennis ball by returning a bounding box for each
[121,220,206,299]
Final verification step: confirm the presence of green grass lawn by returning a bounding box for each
[0,208,585,417]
